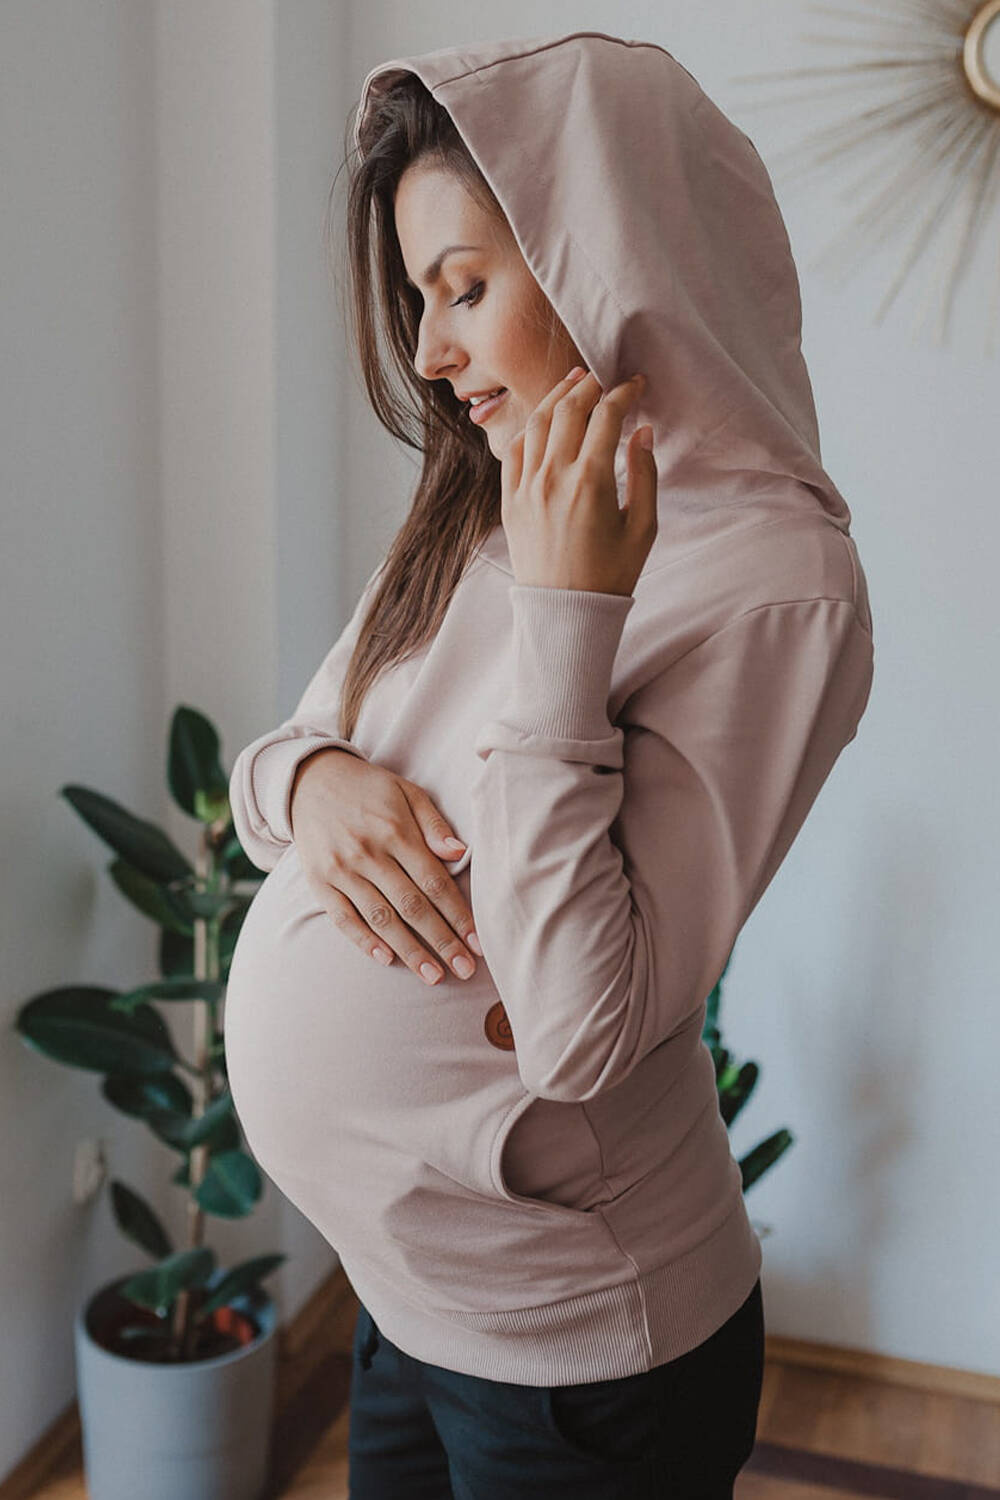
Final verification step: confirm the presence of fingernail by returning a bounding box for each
[639,425,653,450]
[444,837,465,851]
[467,930,484,955]
[567,365,586,381]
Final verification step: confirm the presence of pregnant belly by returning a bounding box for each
[223,846,526,1203]
[221,848,737,1313]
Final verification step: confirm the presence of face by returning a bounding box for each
[394,162,583,456]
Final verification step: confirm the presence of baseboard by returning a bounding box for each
[764,1332,1000,1405]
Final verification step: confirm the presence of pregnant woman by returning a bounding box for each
[224,30,875,1499]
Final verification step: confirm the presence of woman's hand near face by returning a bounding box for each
[501,367,658,596]
[289,749,481,986]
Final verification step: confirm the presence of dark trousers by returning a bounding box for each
[347,1278,764,1498]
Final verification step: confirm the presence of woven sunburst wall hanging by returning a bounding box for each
[728,0,1000,354]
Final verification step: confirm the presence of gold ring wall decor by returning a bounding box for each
[966,0,1000,107]
[728,0,1000,354]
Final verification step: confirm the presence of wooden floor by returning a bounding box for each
[268,1339,1000,1500]
[23,1298,1000,1499]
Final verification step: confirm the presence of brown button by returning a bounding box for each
[484,1000,515,1051]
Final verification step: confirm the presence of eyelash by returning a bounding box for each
[452,280,484,309]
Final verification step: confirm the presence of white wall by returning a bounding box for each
[1,0,168,1476]
[0,0,358,1479]
[155,0,353,1387]
[2,0,996,1482]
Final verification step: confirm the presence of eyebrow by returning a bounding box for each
[404,244,484,290]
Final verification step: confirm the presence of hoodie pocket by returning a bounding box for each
[490,1090,612,1221]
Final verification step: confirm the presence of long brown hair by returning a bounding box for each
[323,72,559,740]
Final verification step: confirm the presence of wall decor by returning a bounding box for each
[728,0,1000,353]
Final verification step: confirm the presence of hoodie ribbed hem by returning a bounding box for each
[339,1189,763,1386]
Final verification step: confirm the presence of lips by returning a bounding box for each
[467,388,508,425]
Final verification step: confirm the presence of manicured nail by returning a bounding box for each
[566,365,586,381]
[638,425,653,450]
[467,930,484,955]
[444,837,465,851]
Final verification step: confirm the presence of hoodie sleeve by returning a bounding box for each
[469,584,874,1103]
[228,563,384,873]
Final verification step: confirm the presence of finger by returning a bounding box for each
[543,368,607,469]
[501,426,525,506]
[575,373,645,473]
[396,778,468,859]
[519,364,590,479]
[335,865,476,985]
[395,781,481,952]
[624,423,658,532]
[391,845,481,977]
[310,880,398,970]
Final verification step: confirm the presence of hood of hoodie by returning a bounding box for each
[353,29,854,575]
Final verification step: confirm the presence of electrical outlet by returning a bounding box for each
[73,1138,107,1205]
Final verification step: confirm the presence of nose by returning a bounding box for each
[412,316,465,386]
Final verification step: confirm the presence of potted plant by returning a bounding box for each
[703,948,794,1241]
[14,706,284,1500]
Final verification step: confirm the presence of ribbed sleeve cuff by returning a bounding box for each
[499,584,635,741]
[249,733,368,845]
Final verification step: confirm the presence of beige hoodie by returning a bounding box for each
[224,30,875,1384]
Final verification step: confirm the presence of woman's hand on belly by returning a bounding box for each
[289,749,482,988]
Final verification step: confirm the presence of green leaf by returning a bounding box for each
[60,785,192,884]
[180,1088,235,1147]
[194,1149,262,1218]
[102,1071,193,1121]
[160,927,195,978]
[716,1057,740,1093]
[218,909,243,969]
[198,1253,286,1316]
[148,1091,239,1154]
[719,1060,759,1129]
[109,977,225,1013]
[108,858,196,934]
[703,947,734,1032]
[190,1108,240,1154]
[739,1127,794,1194]
[15,988,179,1075]
[159,906,241,981]
[218,830,263,882]
[109,1179,174,1260]
[169,707,230,823]
[184,889,237,921]
[121,1247,216,1314]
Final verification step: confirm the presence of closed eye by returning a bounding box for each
[452,281,484,310]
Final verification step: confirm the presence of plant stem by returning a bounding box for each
[172,825,222,1359]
